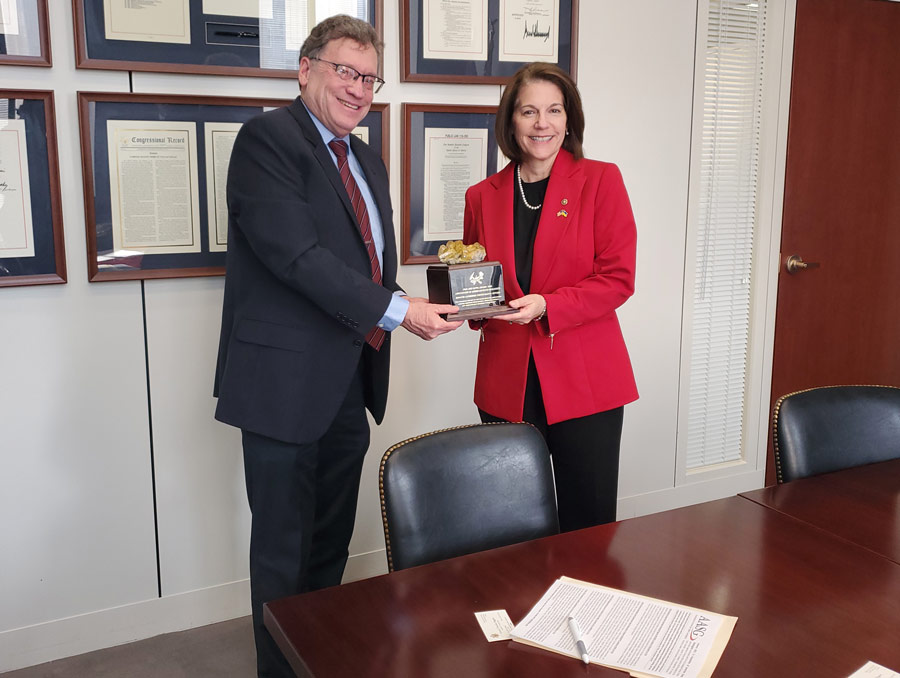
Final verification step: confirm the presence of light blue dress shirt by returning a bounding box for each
[302,99,408,331]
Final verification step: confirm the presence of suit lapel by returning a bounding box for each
[288,98,358,228]
[486,165,524,299]
[531,150,583,292]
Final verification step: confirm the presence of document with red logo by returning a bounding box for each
[510,576,737,678]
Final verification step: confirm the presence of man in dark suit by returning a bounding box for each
[213,15,461,677]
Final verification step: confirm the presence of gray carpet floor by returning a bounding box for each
[2,616,256,677]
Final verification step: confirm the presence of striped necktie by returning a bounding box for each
[328,139,386,350]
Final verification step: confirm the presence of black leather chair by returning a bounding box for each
[772,385,900,483]
[379,422,559,571]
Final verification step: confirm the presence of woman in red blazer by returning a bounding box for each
[464,63,638,531]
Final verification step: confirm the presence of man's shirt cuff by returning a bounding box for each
[377,293,409,332]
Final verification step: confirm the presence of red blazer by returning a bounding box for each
[463,149,638,424]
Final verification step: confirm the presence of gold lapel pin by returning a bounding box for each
[561,198,568,205]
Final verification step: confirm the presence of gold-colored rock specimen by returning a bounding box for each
[437,240,486,265]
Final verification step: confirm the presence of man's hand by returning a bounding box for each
[400,297,463,340]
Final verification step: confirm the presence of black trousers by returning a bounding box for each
[480,356,624,532]
[242,361,369,678]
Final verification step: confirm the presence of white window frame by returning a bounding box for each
[675,0,795,487]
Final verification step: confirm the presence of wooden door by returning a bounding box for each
[768,0,900,483]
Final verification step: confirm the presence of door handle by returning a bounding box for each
[785,254,820,274]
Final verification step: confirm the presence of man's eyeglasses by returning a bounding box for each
[311,57,385,93]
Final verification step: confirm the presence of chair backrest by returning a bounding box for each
[773,385,900,483]
[379,422,559,571]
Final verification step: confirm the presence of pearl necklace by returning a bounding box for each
[517,165,542,211]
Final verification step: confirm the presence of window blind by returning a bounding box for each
[685,0,767,469]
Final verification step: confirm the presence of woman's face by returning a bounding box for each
[512,80,567,166]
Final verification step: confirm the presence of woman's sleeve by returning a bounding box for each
[542,163,637,336]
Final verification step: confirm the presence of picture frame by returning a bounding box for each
[78,92,390,282]
[0,90,66,287]
[354,102,390,177]
[78,91,289,281]
[0,0,51,67]
[401,0,578,84]
[402,103,499,265]
[73,0,383,78]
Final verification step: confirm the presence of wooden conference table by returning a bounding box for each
[266,462,900,677]
[740,458,900,565]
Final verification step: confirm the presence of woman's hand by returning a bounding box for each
[501,294,547,325]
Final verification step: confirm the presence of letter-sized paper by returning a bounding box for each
[511,576,737,678]
[423,127,488,242]
[423,0,488,61]
[0,0,19,34]
[0,119,35,259]
[499,0,559,63]
[104,0,191,44]
[204,122,243,252]
[847,662,900,678]
[106,120,202,255]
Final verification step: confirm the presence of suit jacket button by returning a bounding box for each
[353,339,363,347]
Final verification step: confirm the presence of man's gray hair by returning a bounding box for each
[300,14,383,66]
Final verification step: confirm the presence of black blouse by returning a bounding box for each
[513,173,549,293]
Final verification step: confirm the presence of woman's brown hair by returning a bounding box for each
[496,62,585,164]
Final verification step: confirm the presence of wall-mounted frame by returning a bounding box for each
[401,0,577,84]
[0,0,51,67]
[79,93,390,282]
[78,92,290,281]
[354,102,390,177]
[402,103,499,265]
[73,0,383,78]
[0,90,65,287]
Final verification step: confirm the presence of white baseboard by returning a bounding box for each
[343,548,389,583]
[0,549,389,674]
[617,469,766,519]
[0,580,251,673]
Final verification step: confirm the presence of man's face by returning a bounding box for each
[298,37,377,138]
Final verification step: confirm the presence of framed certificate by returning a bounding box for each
[73,0,383,78]
[401,0,578,84]
[0,90,65,287]
[0,0,51,67]
[402,103,499,265]
[79,93,390,281]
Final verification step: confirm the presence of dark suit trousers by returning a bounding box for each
[479,355,624,532]
[242,360,369,678]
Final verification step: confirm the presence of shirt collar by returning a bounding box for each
[300,97,351,147]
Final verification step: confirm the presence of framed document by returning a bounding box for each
[78,92,290,281]
[79,93,390,281]
[402,103,498,265]
[73,0,384,78]
[0,90,65,287]
[0,0,51,67]
[401,0,577,84]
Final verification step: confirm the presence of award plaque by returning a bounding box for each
[426,261,516,321]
